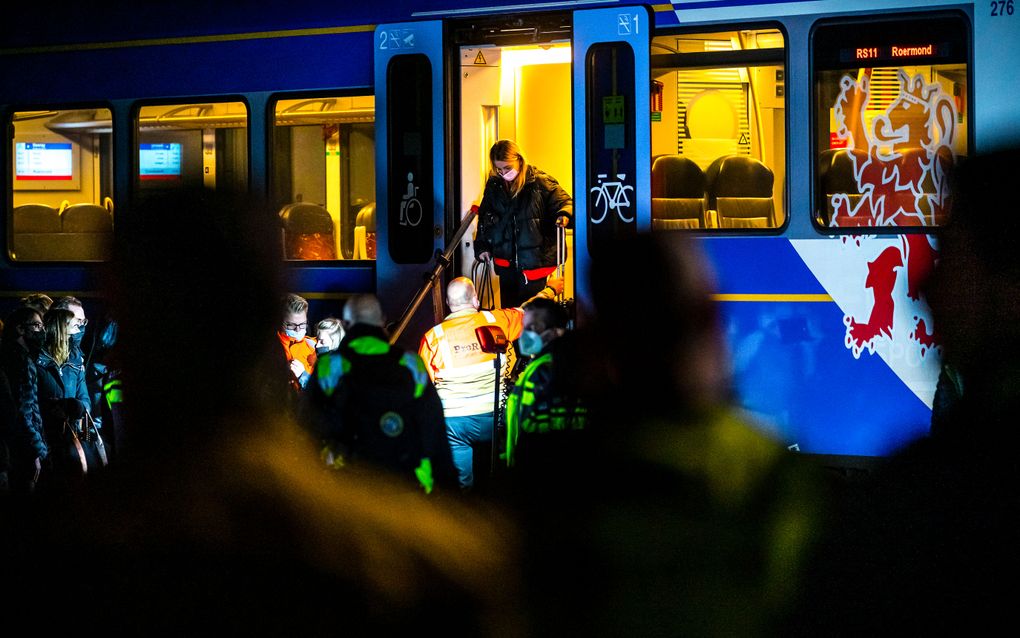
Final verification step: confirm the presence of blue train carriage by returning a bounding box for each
[0,3,386,316]
[1,0,1018,460]
[372,0,1016,459]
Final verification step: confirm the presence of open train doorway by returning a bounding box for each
[457,30,575,307]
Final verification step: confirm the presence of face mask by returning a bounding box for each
[518,330,544,357]
[315,345,331,355]
[69,331,84,348]
[284,328,305,340]
[23,331,44,351]
[500,168,519,182]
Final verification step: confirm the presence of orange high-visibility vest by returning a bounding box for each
[419,308,523,417]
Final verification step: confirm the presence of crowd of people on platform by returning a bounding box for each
[0,144,1015,635]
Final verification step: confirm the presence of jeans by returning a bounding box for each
[445,412,495,488]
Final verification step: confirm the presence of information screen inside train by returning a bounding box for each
[139,142,182,180]
[14,142,73,181]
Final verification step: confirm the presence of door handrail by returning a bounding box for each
[388,205,479,344]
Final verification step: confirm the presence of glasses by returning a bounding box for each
[22,321,44,331]
[74,318,88,328]
[494,163,517,176]
[284,322,307,331]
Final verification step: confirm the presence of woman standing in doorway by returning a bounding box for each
[475,140,572,308]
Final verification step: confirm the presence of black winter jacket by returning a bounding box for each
[0,343,47,462]
[475,165,573,271]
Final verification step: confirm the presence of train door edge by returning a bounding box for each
[374,20,446,347]
[572,6,652,320]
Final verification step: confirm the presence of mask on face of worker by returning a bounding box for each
[518,330,544,356]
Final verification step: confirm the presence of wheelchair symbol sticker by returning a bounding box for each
[400,172,423,227]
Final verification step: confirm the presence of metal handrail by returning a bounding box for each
[388,205,479,345]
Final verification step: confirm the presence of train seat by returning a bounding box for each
[59,203,114,260]
[11,204,62,261]
[353,202,376,259]
[818,148,864,225]
[705,155,775,229]
[651,155,706,230]
[280,202,336,260]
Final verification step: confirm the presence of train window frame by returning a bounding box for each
[649,21,789,235]
[5,102,117,265]
[809,11,972,235]
[267,89,377,264]
[585,40,639,258]
[130,96,252,198]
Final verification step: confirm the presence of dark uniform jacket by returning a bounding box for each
[307,324,457,492]
[475,165,573,272]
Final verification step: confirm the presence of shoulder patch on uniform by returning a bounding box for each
[315,353,348,397]
[401,352,430,399]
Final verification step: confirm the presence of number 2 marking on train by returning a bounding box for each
[991,0,1015,16]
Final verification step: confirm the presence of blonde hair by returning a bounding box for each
[43,308,74,366]
[283,293,308,316]
[316,317,345,346]
[489,139,528,198]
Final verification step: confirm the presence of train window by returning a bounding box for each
[8,108,114,262]
[813,14,969,229]
[271,95,375,261]
[135,101,248,194]
[650,28,786,231]
[386,54,434,265]
[587,42,638,256]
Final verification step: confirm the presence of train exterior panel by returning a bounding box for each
[2,0,1017,459]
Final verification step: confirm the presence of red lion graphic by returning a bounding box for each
[830,70,956,357]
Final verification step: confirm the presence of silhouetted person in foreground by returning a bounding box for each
[507,233,826,637]
[791,147,1020,635]
[0,189,523,636]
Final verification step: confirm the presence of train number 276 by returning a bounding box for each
[991,0,1014,16]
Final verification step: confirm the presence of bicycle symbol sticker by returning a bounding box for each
[400,172,423,227]
[590,173,634,224]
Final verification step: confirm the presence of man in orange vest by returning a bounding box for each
[419,276,562,488]
[277,293,317,391]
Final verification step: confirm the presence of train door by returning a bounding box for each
[455,13,575,307]
[571,6,653,313]
[374,20,446,347]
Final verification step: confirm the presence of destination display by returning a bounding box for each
[840,42,952,64]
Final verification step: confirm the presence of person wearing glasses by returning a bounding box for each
[50,296,89,362]
[475,139,573,308]
[278,293,318,391]
[0,306,47,493]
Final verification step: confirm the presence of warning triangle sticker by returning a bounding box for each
[738,133,749,145]
[474,50,486,65]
